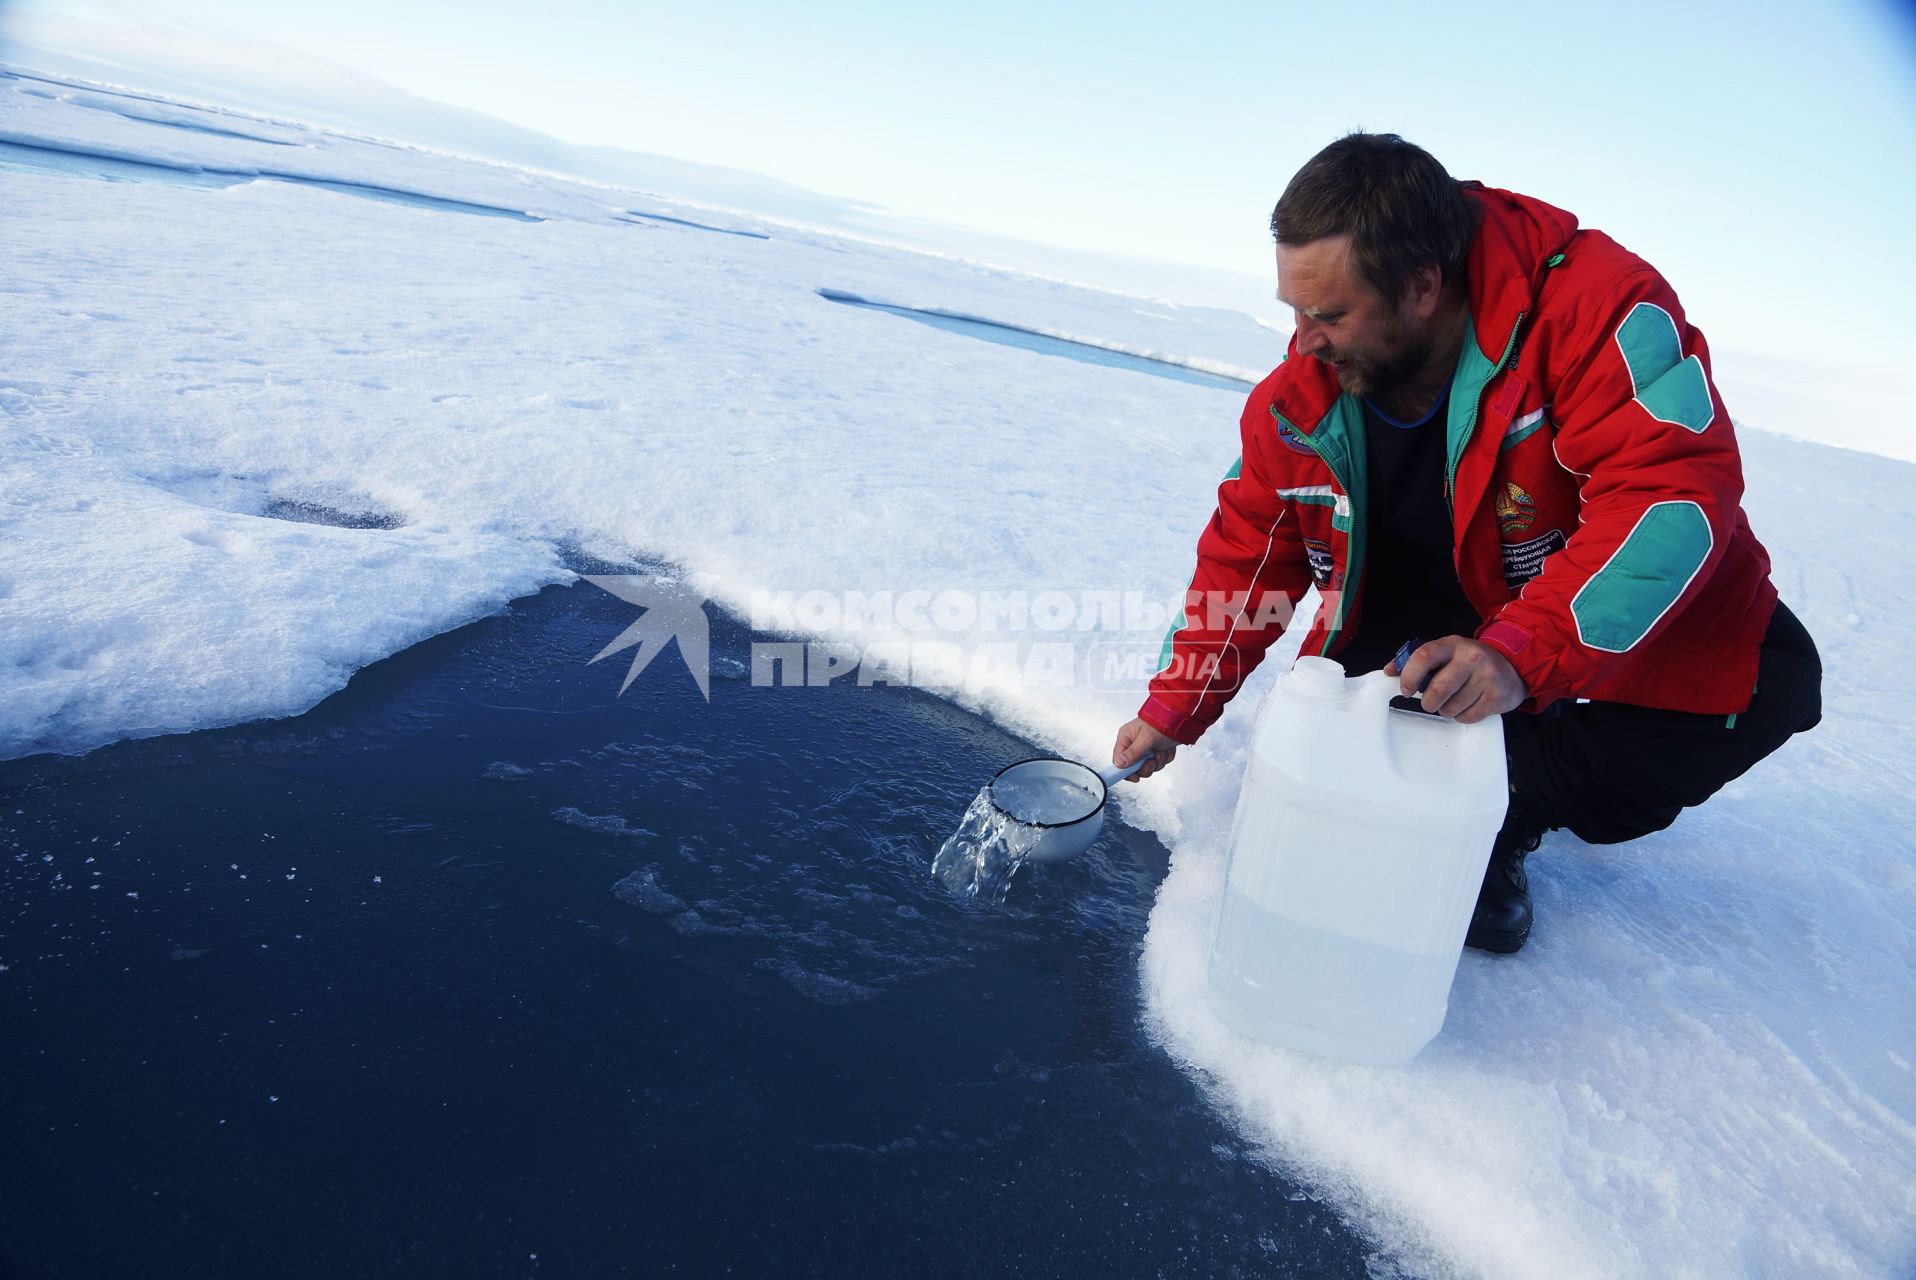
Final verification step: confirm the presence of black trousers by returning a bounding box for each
[1341,601,1823,846]
[1502,602,1821,843]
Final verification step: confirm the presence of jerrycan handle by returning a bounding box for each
[1384,636,1449,719]
[1351,669,1411,716]
[1356,669,1455,722]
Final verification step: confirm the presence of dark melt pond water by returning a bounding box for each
[0,572,1370,1278]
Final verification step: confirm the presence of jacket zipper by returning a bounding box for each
[1269,405,1362,657]
[1444,309,1528,523]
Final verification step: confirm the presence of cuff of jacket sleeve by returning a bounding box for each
[1476,618,1565,714]
[1138,695,1205,746]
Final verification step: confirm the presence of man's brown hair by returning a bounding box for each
[1271,132,1477,305]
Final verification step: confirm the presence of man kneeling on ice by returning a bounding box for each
[1111,132,1823,954]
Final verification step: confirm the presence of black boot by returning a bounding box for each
[1465,819,1543,954]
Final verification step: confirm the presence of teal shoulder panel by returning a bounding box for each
[1616,302,1715,433]
[1570,501,1714,653]
[1616,302,1683,388]
[1636,356,1714,432]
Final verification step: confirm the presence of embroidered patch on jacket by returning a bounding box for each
[1304,539,1335,588]
[1275,419,1317,455]
[1502,528,1567,587]
[1495,481,1538,536]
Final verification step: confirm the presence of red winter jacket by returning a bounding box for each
[1139,184,1778,745]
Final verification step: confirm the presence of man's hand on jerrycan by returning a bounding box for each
[1112,719,1178,782]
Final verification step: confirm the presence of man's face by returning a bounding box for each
[1275,235,1433,401]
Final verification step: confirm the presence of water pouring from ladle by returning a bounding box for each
[931,755,1148,901]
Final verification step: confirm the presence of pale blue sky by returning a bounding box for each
[14,0,1916,378]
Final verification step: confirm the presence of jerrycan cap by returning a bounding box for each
[1286,655,1349,699]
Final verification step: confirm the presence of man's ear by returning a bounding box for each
[1405,261,1445,320]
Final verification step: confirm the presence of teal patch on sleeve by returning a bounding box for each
[1616,302,1714,433]
[1571,501,1714,653]
[1616,302,1684,388]
[1223,455,1242,481]
[1635,355,1715,432]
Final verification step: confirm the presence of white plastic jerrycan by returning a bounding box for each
[1207,656,1508,1066]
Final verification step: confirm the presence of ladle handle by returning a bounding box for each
[1098,757,1149,787]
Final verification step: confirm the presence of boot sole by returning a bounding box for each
[1465,922,1530,954]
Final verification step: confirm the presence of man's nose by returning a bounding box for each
[1293,314,1329,355]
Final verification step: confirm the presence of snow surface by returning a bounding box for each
[3,61,1913,1280]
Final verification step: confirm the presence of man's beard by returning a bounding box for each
[1328,312,1432,402]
